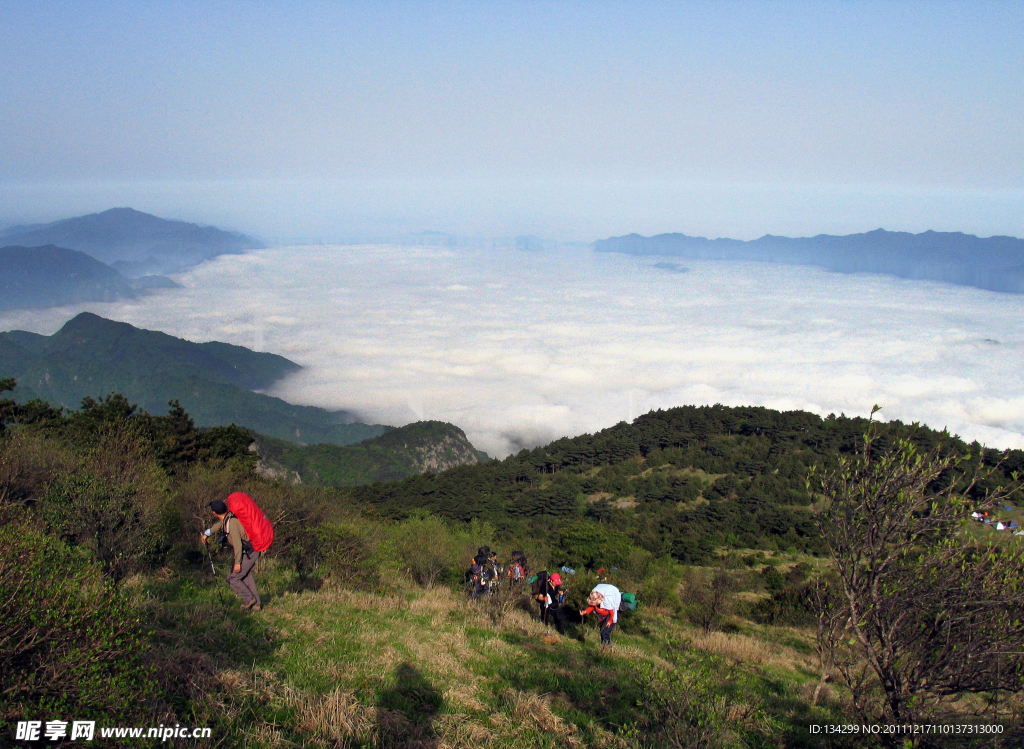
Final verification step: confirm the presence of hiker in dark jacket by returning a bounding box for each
[469,560,486,599]
[533,570,551,621]
[486,550,503,594]
[543,572,566,635]
[201,499,262,611]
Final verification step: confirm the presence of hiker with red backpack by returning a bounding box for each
[506,551,528,583]
[201,492,273,612]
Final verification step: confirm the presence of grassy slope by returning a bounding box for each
[145,560,851,748]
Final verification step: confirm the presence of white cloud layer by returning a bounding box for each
[3,246,1023,458]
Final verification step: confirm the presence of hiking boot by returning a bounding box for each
[243,599,261,612]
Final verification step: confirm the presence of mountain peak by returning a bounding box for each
[59,311,131,334]
[0,208,264,276]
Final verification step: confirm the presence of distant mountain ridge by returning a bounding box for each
[0,313,388,446]
[0,245,136,310]
[0,207,264,277]
[594,229,1024,294]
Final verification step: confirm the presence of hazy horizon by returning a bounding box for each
[3,180,1023,248]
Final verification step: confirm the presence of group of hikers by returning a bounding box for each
[468,546,626,645]
[198,495,629,645]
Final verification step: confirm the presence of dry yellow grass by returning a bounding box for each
[687,630,780,666]
[494,606,550,638]
[284,686,375,745]
[405,629,479,682]
[433,713,494,749]
[316,584,408,612]
[409,585,457,611]
[239,723,291,747]
[500,689,577,738]
[443,684,488,713]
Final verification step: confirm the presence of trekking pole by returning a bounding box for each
[205,541,217,576]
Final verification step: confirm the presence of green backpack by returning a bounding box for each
[620,592,637,611]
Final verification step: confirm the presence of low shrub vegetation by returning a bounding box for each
[0,510,157,723]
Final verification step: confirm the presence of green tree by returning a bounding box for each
[553,519,634,569]
[0,378,63,435]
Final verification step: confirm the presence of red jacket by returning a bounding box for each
[581,606,617,623]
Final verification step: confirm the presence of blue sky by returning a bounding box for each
[1,1,1022,241]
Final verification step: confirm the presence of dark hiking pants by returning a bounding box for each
[547,605,565,635]
[599,615,615,645]
[227,551,261,606]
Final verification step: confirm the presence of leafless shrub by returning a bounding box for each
[682,567,737,634]
[318,520,397,591]
[172,463,253,539]
[813,418,1024,740]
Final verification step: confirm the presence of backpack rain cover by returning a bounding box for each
[225,491,274,552]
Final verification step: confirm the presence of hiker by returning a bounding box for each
[543,572,566,635]
[485,550,503,594]
[472,549,490,569]
[467,546,495,599]
[532,570,551,620]
[201,493,273,611]
[507,551,528,583]
[580,583,621,646]
[469,558,486,599]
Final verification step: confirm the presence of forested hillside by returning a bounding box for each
[0,313,390,446]
[353,405,1023,564]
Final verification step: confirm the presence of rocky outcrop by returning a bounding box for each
[410,435,480,473]
[248,421,489,487]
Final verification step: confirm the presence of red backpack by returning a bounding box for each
[225,492,274,552]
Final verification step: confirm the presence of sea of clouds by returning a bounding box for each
[2,245,1023,458]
